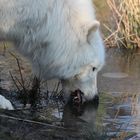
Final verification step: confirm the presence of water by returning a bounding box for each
[97,48,140,139]
[1,44,140,140]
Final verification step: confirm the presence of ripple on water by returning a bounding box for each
[102,72,128,78]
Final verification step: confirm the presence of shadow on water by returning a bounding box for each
[62,100,109,140]
[1,45,140,139]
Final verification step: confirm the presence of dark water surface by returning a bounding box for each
[1,43,140,140]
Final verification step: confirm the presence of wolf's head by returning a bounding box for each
[61,20,105,102]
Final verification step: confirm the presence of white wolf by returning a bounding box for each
[0,0,105,109]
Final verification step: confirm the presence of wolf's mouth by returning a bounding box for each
[70,89,83,104]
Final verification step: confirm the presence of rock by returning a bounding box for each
[0,95,14,110]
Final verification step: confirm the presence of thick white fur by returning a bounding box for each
[0,0,105,102]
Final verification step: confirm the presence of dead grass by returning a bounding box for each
[105,0,140,49]
[8,52,41,108]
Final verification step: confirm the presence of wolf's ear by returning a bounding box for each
[87,20,100,35]
[84,20,100,42]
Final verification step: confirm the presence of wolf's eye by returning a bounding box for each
[92,67,96,72]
